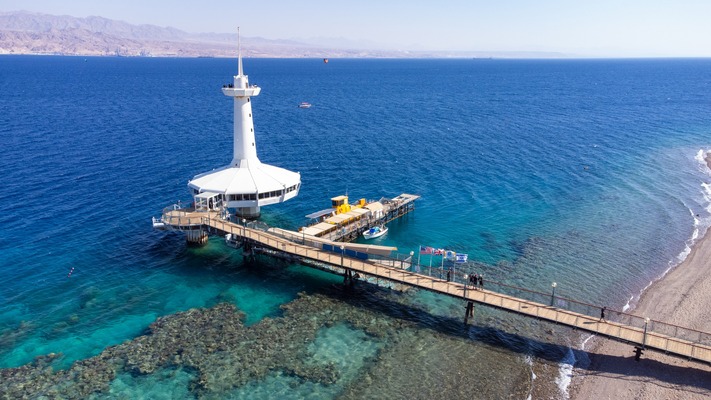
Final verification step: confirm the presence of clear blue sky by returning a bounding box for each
[3,0,711,57]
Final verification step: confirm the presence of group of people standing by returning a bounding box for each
[469,273,484,289]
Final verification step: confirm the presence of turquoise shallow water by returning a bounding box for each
[1,56,711,398]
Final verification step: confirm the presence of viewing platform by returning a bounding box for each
[221,83,261,97]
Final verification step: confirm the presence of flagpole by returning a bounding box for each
[417,246,421,267]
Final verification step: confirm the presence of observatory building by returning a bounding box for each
[187,37,301,219]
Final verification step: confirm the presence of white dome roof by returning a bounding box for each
[188,161,300,195]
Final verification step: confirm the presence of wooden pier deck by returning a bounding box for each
[159,213,711,365]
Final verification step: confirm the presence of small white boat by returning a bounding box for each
[151,217,166,230]
[363,226,387,240]
[298,102,312,108]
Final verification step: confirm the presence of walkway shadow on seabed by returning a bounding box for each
[324,284,711,394]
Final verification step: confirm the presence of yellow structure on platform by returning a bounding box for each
[331,195,351,214]
[331,196,365,214]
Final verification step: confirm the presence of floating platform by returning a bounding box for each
[300,193,419,242]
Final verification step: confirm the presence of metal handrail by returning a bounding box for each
[170,213,711,350]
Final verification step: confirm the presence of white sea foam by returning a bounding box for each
[622,294,634,312]
[625,158,711,318]
[524,354,536,400]
[696,148,711,165]
[580,334,595,350]
[699,150,711,218]
[525,354,536,381]
[675,203,707,266]
[543,151,711,400]
[555,347,576,399]
[702,182,711,214]
[695,148,709,167]
[677,242,692,263]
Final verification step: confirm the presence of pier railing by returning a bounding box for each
[263,223,711,349]
[401,261,711,348]
[336,255,711,360]
[163,212,711,353]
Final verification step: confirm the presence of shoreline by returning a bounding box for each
[569,151,711,399]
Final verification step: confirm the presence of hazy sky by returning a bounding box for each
[3,0,711,57]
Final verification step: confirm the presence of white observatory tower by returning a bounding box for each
[187,29,301,219]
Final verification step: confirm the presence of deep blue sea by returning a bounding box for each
[1,56,710,399]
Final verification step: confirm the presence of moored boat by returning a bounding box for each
[363,225,387,239]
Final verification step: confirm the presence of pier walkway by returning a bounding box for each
[159,212,711,365]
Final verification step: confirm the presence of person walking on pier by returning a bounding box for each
[478,274,483,289]
[470,273,477,289]
[599,306,607,322]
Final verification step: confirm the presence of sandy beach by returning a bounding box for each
[570,153,711,399]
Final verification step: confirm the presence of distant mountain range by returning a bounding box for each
[0,11,566,58]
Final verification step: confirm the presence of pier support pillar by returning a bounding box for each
[185,230,208,246]
[464,301,475,324]
[235,206,260,220]
[242,243,255,262]
[343,269,356,288]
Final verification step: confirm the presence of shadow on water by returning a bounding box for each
[320,282,711,393]
[135,238,711,392]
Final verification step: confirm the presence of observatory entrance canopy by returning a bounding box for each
[194,192,223,212]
